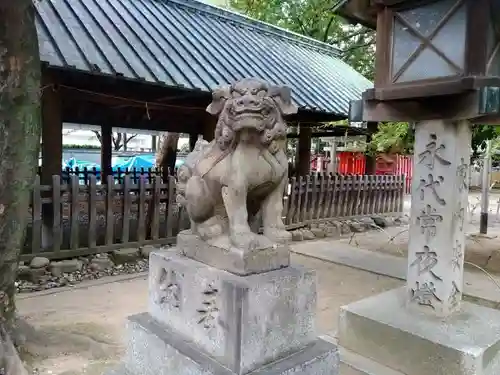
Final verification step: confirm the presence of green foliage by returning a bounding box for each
[369,122,413,155]
[472,125,500,160]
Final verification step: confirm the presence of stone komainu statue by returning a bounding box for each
[177,78,297,250]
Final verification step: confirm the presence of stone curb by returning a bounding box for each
[17,271,149,300]
[288,215,408,243]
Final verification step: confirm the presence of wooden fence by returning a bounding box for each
[283,174,405,229]
[23,173,405,261]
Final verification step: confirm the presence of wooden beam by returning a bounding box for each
[61,101,203,133]
[287,130,370,139]
[358,91,486,122]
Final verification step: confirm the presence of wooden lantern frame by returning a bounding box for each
[364,0,500,102]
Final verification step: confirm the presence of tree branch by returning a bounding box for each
[92,130,102,143]
[125,133,138,143]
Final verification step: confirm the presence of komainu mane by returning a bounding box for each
[177,78,297,250]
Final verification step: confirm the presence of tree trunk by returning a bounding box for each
[0,1,41,371]
[156,132,180,180]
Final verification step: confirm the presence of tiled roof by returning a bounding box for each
[35,0,372,117]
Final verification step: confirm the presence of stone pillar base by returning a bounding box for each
[338,288,500,375]
[106,313,338,375]
[106,248,338,375]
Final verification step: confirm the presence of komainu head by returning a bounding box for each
[206,78,298,153]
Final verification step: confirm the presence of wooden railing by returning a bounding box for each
[23,173,405,261]
[283,174,405,229]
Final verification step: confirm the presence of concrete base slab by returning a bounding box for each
[339,288,500,375]
[117,312,339,375]
[177,230,290,276]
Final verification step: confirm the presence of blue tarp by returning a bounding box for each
[114,155,156,170]
[63,154,185,178]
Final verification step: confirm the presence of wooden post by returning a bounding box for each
[152,135,157,152]
[41,85,62,185]
[296,125,312,176]
[101,123,112,183]
[41,84,62,249]
[203,116,217,142]
[189,133,198,151]
[365,122,379,175]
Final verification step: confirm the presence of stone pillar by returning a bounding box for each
[339,119,500,375]
[327,140,337,174]
[317,156,323,173]
[296,125,311,176]
[407,119,470,316]
[101,124,113,183]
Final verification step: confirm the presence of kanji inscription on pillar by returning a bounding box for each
[408,120,471,317]
[416,205,443,241]
[418,133,451,170]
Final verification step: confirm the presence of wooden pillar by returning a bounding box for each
[203,116,217,142]
[41,85,62,248]
[296,125,312,176]
[189,133,198,151]
[101,124,113,182]
[365,122,379,175]
[41,86,62,185]
[152,135,157,152]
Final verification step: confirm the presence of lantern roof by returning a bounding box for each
[336,0,456,29]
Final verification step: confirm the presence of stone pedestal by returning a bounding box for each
[177,230,290,276]
[107,249,338,375]
[339,288,500,375]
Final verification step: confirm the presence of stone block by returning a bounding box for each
[29,257,49,269]
[140,245,155,259]
[148,249,316,374]
[339,288,500,375]
[49,259,83,277]
[347,221,364,233]
[90,257,114,271]
[121,313,338,375]
[371,216,388,228]
[291,230,304,241]
[112,248,141,265]
[358,217,375,230]
[17,265,46,283]
[301,229,315,241]
[177,231,289,276]
[310,228,326,238]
